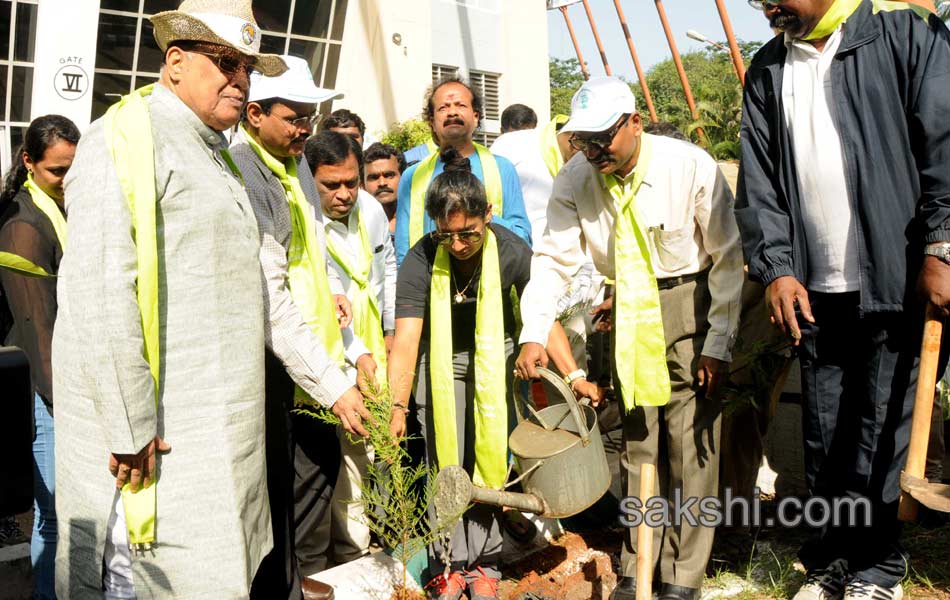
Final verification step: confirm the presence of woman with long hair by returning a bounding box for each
[387,147,601,600]
[0,114,80,600]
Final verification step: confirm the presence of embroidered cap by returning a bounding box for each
[248,55,344,104]
[150,0,287,76]
[561,76,637,134]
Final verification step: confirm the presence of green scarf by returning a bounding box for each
[103,84,162,549]
[539,115,570,179]
[606,133,671,410]
[429,228,508,489]
[325,204,387,377]
[242,127,346,407]
[803,0,862,39]
[408,144,503,249]
[0,176,67,278]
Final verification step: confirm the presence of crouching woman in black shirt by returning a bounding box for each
[387,148,599,600]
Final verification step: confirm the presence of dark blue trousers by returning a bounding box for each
[796,292,940,587]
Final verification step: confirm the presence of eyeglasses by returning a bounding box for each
[280,111,318,129]
[569,114,630,154]
[187,47,257,79]
[430,229,483,246]
[747,0,782,9]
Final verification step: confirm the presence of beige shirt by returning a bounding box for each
[519,133,744,361]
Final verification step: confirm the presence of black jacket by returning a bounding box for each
[735,1,950,313]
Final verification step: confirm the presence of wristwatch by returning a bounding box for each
[924,243,950,265]
[563,369,587,389]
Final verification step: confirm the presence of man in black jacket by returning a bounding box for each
[736,1,950,599]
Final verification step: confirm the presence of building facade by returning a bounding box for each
[0,0,549,172]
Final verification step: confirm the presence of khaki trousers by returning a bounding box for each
[619,276,722,589]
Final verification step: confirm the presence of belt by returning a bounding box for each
[656,268,709,291]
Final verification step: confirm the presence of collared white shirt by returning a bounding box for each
[782,26,860,293]
[490,128,552,243]
[519,133,744,361]
[324,188,397,343]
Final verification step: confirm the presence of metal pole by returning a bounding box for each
[652,0,704,139]
[612,0,659,123]
[713,0,747,84]
[560,6,591,81]
[580,0,613,76]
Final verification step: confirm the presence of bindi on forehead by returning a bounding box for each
[437,85,472,104]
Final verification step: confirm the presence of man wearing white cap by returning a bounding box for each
[231,55,375,600]
[515,77,744,600]
[53,0,287,598]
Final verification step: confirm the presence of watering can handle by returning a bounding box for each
[532,366,592,447]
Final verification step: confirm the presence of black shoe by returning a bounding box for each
[658,583,699,600]
[610,576,638,600]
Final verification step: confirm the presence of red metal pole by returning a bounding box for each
[713,0,746,85]
[580,0,613,76]
[653,0,704,139]
[560,6,590,81]
[612,0,659,123]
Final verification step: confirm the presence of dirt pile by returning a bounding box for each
[499,531,622,600]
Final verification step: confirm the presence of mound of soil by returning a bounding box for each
[499,530,624,600]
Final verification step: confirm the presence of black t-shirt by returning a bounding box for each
[396,223,532,350]
[0,188,62,408]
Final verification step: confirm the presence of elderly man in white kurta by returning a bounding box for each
[51,2,286,598]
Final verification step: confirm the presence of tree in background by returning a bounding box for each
[548,41,762,160]
[380,118,431,151]
[939,0,950,20]
[550,57,586,117]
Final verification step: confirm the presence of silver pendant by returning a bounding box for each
[454,293,465,304]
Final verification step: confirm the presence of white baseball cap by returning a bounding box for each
[561,76,637,134]
[248,55,344,104]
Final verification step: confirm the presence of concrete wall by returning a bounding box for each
[499,0,551,124]
[430,0,503,74]
[334,0,432,137]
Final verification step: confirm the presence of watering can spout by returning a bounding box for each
[434,466,547,528]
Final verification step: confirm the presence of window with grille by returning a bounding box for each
[1,0,39,161]
[91,0,349,121]
[431,63,459,86]
[469,69,499,121]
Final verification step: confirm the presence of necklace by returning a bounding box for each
[451,264,480,304]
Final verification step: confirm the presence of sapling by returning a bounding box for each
[295,375,464,599]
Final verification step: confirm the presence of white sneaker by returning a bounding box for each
[843,578,903,600]
[793,560,849,600]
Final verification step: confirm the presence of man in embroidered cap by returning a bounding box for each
[737,2,950,599]
[231,54,371,600]
[52,1,286,598]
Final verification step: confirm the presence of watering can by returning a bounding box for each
[434,366,612,525]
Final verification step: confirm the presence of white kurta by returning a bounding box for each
[53,85,271,599]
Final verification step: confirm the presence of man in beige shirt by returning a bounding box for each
[516,77,743,600]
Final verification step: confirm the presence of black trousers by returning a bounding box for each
[796,292,944,587]
[251,350,342,599]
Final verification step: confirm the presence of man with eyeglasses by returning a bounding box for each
[736,2,950,600]
[231,55,377,600]
[53,0,288,597]
[516,76,744,600]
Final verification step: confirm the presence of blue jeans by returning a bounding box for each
[31,393,56,600]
